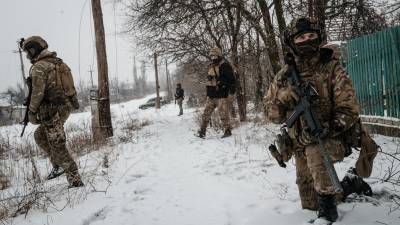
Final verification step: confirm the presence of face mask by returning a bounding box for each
[25,49,37,63]
[211,55,221,64]
[294,38,320,58]
[24,43,43,63]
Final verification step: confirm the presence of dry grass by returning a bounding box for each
[0,115,150,222]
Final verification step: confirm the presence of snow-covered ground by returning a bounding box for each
[1,95,400,225]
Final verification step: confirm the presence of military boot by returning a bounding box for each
[67,172,84,188]
[68,179,84,188]
[317,194,338,222]
[221,129,232,138]
[341,167,372,200]
[47,166,65,180]
[197,129,206,138]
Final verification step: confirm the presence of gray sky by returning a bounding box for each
[0,0,156,92]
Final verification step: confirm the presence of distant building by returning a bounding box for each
[0,96,25,126]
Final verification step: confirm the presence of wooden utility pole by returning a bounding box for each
[88,66,94,88]
[133,56,139,96]
[165,59,172,101]
[154,52,161,109]
[141,60,147,95]
[16,45,26,82]
[91,0,113,139]
[14,41,28,93]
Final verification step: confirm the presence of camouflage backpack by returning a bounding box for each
[43,57,79,109]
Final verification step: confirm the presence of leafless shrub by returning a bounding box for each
[65,120,94,156]
[0,117,126,222]
[117,117,151,143]
[369,137,400,212]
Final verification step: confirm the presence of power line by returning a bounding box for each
[78,0,90,84]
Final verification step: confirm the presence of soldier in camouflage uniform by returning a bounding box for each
[21,36,84,188]
[264,18,371,222]
[197,47,236,138]
[175,83,185,116]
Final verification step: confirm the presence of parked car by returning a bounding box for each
[139,97,169,109]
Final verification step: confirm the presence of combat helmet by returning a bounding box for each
[20,36,48,51]
[283,17,325,55]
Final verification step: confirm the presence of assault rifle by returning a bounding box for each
[284,53,343,193]
[20,77,32,137]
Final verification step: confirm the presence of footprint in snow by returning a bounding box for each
[81,207,109,225]
[125,174,146,184]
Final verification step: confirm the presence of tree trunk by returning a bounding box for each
[273,0,286,38]
[231,49,246,122]
[308,0,314,17]
[255,33,264,108]
[256,0,280,74]
[314,0,328,38]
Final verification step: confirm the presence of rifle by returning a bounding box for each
[269,127,293,168]
[21,77,32,137]
[284,53,343,193]
[268,144,287,168]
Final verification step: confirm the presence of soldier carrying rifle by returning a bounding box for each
[264,17,378,223]
[20,36,84,188]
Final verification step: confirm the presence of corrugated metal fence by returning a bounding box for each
[346,26,400,119]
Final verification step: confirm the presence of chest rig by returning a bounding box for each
[287,56,338,145]
[207,60,224,87]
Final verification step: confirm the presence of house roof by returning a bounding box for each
[0,98,10,107]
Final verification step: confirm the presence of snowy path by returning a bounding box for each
[8,98,400,225]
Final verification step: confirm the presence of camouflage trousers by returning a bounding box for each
[200,97,231,131]
[226,94,236,118]
[34,107,81,184]
[295,138,345,210]
[0,170,10,190]
[177,98,183,115]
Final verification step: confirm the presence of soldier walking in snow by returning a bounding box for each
[264,18,375,223]
[197,47,236,139]
[175,83,185,116]
[20,36,84,188]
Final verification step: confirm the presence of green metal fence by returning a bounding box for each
[346,26,400,119]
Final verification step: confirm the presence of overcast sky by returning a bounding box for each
[0,0,158,92]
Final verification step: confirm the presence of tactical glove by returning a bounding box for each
[330,119,346,137]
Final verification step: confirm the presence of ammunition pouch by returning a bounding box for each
[340,119,379,178]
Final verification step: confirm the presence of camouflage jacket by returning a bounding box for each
[264,48,360,145]
[28,50,70,114]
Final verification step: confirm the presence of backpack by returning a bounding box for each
[44,57,79,109]
[53,58,77,98]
